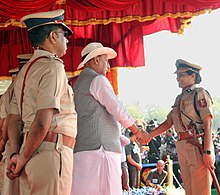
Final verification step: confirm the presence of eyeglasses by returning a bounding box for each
[55,31,69,38]
[177,72,189,78]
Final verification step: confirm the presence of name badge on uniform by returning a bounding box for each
[133,145,139,154]
[152,179,158,184]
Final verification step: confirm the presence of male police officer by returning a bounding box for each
[7,9,77,195]
[145,59,214,195]
[0,54,32,195]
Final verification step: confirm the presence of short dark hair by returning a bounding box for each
[28,24,63,46]
[186,70,202,84]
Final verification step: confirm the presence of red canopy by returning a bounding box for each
[0,0,220,91]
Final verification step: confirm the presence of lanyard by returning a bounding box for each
[20,56,47,116]
[176,95,187,131]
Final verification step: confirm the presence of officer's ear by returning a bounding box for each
[189,72,196,81]
[47,31,57,44]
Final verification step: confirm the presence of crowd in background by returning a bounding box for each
[120,118,220,192]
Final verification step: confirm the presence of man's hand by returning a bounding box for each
[135,130,152,145]
[6,162,21,180]
[6,152,28,180]
[135,130,151,145]
[136,163,142,171]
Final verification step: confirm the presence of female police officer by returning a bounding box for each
[145,59,215,195]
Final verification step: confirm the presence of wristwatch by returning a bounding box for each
[203,150,211,155]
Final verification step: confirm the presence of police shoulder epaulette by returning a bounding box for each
[194,87,204,93]
[193,87,213,119]
[194,87,212,102]
[54,57,63,63]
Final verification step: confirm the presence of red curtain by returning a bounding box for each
[1,0,219,28]
[0,20,145,76]
[66,0,141,11]
[165,0,220,8]
[0,28,33,76]
[0,0,56,21]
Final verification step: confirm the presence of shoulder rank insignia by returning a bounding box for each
[198,99,207,107]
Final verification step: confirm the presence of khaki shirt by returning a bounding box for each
[0,94,5,119]
[10,50,77,138]
[0,82,15,119]
[167,85,213,133]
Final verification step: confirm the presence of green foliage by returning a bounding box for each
[212,97,220,131]
[126,102,170,124]
[126,102,144,120]
[142,105,170,123]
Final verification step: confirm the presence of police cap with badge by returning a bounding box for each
[174,59,203,84]
[20,9,73,37]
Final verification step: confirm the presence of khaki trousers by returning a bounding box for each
[2,141,20,195]
[176,140,213,195]
[19,140,73,195]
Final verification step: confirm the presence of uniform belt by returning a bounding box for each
[43,131,75,149]
[177,132,193,141]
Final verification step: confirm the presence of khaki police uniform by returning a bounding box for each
[8,9,75,195]
[10,49,77,195]
[167,84,214,195]
[0,93,6,119]
[1,64,22,195]
[1,82,20,195]
[1,54,33,195]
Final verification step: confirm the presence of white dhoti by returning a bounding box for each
[71,146,122,195]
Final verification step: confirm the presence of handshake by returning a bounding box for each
[135,131,152,145]
[132,125,153,145]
